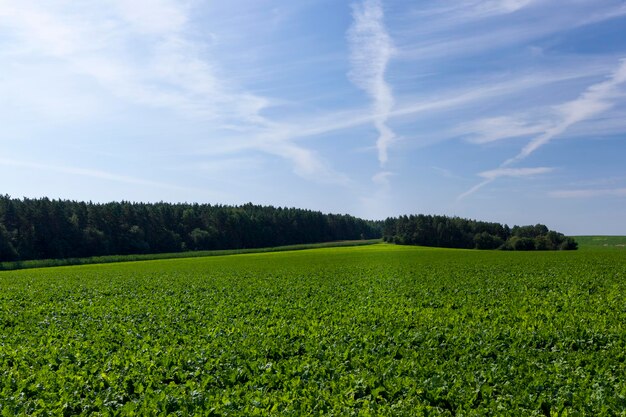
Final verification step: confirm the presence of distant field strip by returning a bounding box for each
[1,244,625,415]
[574,235,626,249]
[0,239,381,271]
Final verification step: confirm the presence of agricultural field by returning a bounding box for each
[1,244,625,415]
[574,236,626,250]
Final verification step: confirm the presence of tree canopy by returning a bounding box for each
[0,195,578,263]
[382,214,577,251]
[0,196,381,262]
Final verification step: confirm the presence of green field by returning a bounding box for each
[574,236,626,250]
[1,244,625,415]
[0,240,382,272]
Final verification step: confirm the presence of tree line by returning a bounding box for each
[0,195,578,262]
[0,196,381,262]
[382,214,577,251]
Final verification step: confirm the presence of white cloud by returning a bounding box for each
[0,1,269,123]
[194,64,615,186]
[478,167,554,180]
[461,116,552,144]
[259,142,351,186]
[0,1,362,187]
[406,0,538,24]
[458,167,553,199]
[457,180,493,201]
[457,167,554,201]
[474,0,537,16]
[2,0,625,204]
[505,59,626,165]
[259,66,603,147]
[460,59,626,200]
[0,157,192,191]
[348,0,396,166]
[400,1,626,63]
[392,66,606,120]
[549,187,626,198]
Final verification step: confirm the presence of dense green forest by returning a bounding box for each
[382,214,577,251]
[0,196,381,262]
[0,196,577,262]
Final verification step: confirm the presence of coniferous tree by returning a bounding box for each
[0,196,382,262]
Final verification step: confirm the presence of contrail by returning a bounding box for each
[459,58,626,200]
[348,0,396,166]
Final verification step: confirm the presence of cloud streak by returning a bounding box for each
[460,58,626,199]
[348,0,396,166]
[400,1,626,63]
[0,158,192,192]
[258,142,352,186]
[0,1,350,185]
[0,1,269,123]
[478,167,554,180]
[504,59,626,165]
[460,116,552,144]
[195,64,614,186]
[549,187,626,198]
[457,167,553,200]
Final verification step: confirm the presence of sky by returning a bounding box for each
[1,0,626,235]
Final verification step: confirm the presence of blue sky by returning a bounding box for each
[1,0,626,234]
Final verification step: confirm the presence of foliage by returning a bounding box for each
[473,231,504,250]
[0,224,17,261]
[0,244,624,415]
[383,214,577,251]
[0,196,381,262]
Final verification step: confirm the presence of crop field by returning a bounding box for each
[1,244,625,416]
[574,236,626,250]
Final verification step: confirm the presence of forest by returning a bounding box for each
[0,196,577,262]
[382,214,578,251]
[0,196,380,262]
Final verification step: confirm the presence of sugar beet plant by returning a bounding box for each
[1,245,625,415]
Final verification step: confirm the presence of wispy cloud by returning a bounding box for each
[399,1,626,62]
[480,0,537,15]
[236,66,603,151]
[458,167,553,200]
[258,142,352,186]
[405,0,538,26]
[460,116,552,144]
[1,0,625,221]
[479,166,554,180]
[348,0,396,166]
[460,58,626,199]
[549,187,626,198]
[0,1,353,185]
[504,59,626,165]
[194,63,616,187]
[0,157,192,191]
[0,1,269,123]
